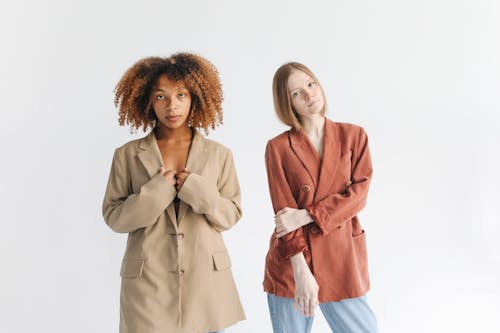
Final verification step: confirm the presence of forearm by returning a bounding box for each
[177,167,242,231]
[103,174,177,233]
[290,252,310,276]
[307,179,369,234]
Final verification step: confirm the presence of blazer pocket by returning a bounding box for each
[120,259,144,278]
[212,251,232,271]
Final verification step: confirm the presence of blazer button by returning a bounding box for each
[177,233,184,240]
[179,269,185,276]
[302,184,311,192]
[311,225,320,234]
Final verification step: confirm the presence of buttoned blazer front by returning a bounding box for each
[263,119,373,302]
[102,130,245,333]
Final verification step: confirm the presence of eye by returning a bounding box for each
[308,81,316,87]
[291,91,301,98]
[178,93,186,98]
[155,94,165,100]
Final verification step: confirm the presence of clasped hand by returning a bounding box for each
[159,167,191,191]
[274,207,312,238]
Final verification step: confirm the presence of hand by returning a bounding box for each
[291,253,319,317]
[175,168,191,191]
[159,167,176,186]
[275,208,312,238]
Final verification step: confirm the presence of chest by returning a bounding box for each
[282,146,352,201]
[157,141,191,172]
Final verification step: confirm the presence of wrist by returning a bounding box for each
[290,252,309,275]
[300,209,313,226]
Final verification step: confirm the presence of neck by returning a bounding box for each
[155,124,193,142]
[300,114,325,138]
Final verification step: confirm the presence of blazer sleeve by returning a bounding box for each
[102,147,177,233]
[177,148,242,232]
[307,126,373,235]
[265,141,308,260]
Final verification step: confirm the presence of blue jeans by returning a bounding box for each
[267,294,378,333]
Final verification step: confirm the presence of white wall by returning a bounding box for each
[1,0,499,332]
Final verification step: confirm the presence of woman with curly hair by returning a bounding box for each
[102,53,245,333]
[263,62,379,333]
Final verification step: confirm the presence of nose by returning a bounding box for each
[165,97,176,110]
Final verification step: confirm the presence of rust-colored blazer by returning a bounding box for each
[263,119,373,302]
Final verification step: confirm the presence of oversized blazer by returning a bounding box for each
[102,130,245,333]
[263,119,373,302]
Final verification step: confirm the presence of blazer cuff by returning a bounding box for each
[145,173,178,207]
[177,173,217,214]
[307,201,338,235]
[277,233,308,260]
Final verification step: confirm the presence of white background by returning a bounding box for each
[1,0,499,332]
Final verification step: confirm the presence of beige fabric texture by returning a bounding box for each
[102,130,245,333]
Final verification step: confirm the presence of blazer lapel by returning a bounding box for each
[315,119,341,201]
[137,131,178,229]
[289,130,320,186]
[177,130,209,224]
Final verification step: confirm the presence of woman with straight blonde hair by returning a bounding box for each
[263,62,378,333]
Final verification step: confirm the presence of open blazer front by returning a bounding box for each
[263,119,373,302]
[102,130,245,333]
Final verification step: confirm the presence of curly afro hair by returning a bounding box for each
[114,52,224,133]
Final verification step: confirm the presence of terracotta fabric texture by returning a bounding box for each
[102,130,245,333]
[263,119,373,303]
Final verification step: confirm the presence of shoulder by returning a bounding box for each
[198,134,235,163]
[266,130,290,149]
[113,133,150,158]
[201,135,229,153]
[332,120,366,135]
[330,120,368,143]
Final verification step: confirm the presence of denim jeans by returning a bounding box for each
[267,293,378,333]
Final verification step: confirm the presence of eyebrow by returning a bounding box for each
[289,79,315,92]
[154,87,188,92]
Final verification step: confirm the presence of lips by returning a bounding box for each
[166,115,181,122]
[308,100,318,107]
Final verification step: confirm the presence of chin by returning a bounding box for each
[160,120,188,129]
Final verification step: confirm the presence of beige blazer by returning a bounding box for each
[102,130,245,333]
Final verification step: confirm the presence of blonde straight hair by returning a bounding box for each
[272,62,327,131]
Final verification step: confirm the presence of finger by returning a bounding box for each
[276,230,287,238]
[308,298,316,316]
[276,209,286,216]
[294,297,299,312]
[307,298,314,317]
[177,172,189,180]
[159,166,166,174]
[301,298,307,317]
[183,168,191,174]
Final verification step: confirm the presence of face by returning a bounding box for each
[287,70,324,118]
[151,74,192,130]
